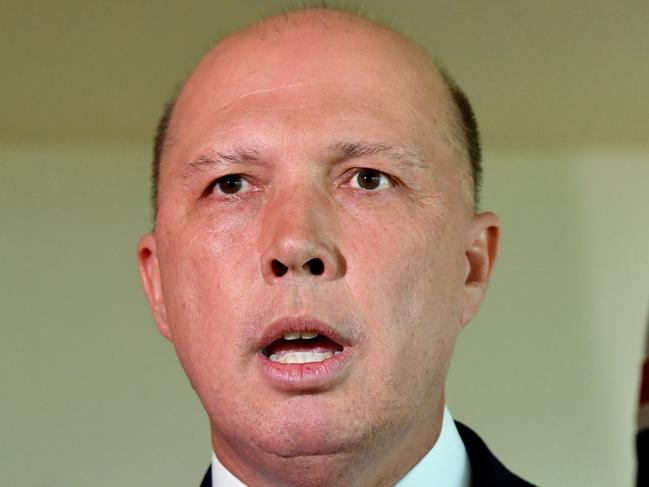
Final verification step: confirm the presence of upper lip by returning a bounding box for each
[257,315,352,352]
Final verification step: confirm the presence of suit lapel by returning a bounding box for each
[200,465,212,487]
[455,421,535,486]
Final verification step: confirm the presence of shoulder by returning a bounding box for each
[455,421,536,487]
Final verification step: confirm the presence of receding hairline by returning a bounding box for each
[151,6,481,218]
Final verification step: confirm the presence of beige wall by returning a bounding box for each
[2,141,646,485]
[448,148,649,485]
[2,0,647,485]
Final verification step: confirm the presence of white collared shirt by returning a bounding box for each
[211,406,470,487]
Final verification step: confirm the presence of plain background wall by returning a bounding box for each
[1,1,647,486]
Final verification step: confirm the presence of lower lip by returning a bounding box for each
[257,348,352,392]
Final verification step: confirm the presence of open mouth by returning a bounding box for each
[262,331,345,364]
[256,317,353,390]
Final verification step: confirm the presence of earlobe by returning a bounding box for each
[137,234,173,341]
[461,212,500,327]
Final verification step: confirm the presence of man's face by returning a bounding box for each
[138,14,497,481]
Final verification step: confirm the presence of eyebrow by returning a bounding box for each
[182,140,428,181]
[182,147,261,181]
[327,141,428,169]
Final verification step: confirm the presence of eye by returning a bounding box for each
[210,174,250,195]
[350,168,392,190]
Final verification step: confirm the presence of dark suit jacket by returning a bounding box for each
[637,429,647,487]
[200,422,534,486]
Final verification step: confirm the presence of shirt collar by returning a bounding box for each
[211,406,470,487]
[395,406,470,487]
[211,450,245,487]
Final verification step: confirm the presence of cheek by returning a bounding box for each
[344,206,465,325]
[156,228,266,413]
[157,222,258,362]
[161,212,258,303]
[342,207,465,384]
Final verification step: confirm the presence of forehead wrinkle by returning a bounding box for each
[182,80,335,120]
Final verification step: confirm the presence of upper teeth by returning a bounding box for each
[269,351,338,364]
[283,331,318,340]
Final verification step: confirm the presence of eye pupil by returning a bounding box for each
[357,169,382,190]
[218,175,243,194]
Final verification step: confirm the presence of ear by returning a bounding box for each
[461,211,500,327]
[137,234,173,341]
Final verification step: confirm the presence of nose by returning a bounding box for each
[260,186,346,283]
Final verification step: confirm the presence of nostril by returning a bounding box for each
[304,258,324,275]
[271,259,288,277]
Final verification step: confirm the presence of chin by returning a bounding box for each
[253,402,364,457]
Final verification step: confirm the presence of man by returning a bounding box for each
[137,7,532,486]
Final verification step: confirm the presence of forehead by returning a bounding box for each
[182,14,445,100]
[164,14,455,174]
